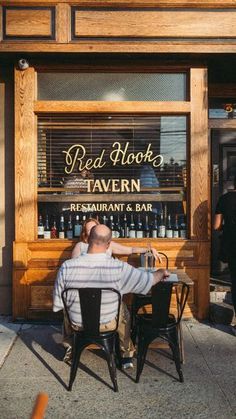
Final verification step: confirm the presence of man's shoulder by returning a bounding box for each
[60,258,79,269]
[61,253,123,267]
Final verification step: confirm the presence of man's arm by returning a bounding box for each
[53,267,64,312]
[71,242,81,258]
[214,213,223,231]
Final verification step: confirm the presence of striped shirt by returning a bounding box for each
[53,252,153,326]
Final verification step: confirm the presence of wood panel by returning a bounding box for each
[3,6,55,39]
[34,101,190,113]
[190,68,209,240]
[15,68,37,241]
[185,267,210,319]
[13,270,29,319]
[73,8,236,39]
[30,285,53,307]
[13,239,209,319]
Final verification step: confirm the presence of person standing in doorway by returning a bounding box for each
[214,174,236,335]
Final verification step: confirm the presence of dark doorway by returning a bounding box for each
[211,129,236,281]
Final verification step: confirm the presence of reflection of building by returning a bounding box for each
[140,164,159,188]
[160,158,186,186]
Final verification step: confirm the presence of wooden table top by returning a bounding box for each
[170,269,194,285]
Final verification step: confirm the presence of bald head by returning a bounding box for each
[88,224,112,253]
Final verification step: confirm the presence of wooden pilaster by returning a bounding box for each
[15,67,37,242]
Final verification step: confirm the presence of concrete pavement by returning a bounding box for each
[0,317,235,419]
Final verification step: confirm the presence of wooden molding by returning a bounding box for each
[1,41,236,54]
[56,3,70,43]
[1,3,236,50]
[1,1,236,8]
[34,100,191,113]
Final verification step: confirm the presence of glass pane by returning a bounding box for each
[38,73,187,101]
[37,114,187,239]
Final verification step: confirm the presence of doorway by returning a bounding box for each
[211,129,236,281]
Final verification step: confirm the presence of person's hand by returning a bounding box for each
[151,247,162,263]
[153,269,170,285]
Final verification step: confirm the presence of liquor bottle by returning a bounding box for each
[59,214,65,239]
[38,214,44,239]
[114,215,121,238]
[151,214,158,238]
[144,214,150,238]
[82,214,86,224]
[158,212,166,238]
[109,215,116,238]
[66,215,73,239]
[122,214,129,238]
[44,215,51,239]
[129,214,136,238]
[166,214,173,238]
[179,215,187,239]
[136,214,144,238]
[173,214,180,238]
[73,214,81,238]
[51,218,58,239]
[102,214,107,225]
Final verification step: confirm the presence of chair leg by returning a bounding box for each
[114,332,122,370]
[130,307,137,346]
[103,338,119,392]
[168,330,184,383]
[178,322,184,364]
[68,336,84,391]
[135,335,149,383]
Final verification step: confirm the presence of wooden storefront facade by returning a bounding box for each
[1,0,236,320]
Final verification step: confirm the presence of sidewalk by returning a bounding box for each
[0,317,235,419]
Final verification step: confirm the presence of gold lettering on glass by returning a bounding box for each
[62,142,163,174]
[69,203,153,212]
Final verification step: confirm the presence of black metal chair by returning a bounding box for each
[131,251,169,344]
[61,287,121,392]
[134,280,189,383]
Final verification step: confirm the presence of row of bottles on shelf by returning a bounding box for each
[38,214,83,239]
[38,212,187,239]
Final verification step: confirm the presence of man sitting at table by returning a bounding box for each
[53,224,169,369]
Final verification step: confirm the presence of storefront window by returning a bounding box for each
[37,73,187,101]
[37,115,187,239]
[209,98,236,119]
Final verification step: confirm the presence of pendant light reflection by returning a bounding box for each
[102,87,126,101]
